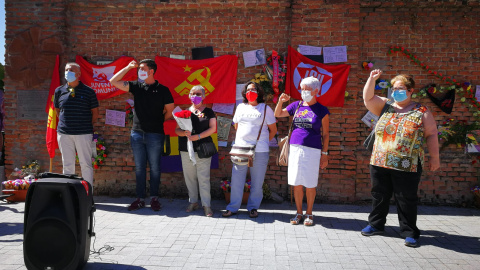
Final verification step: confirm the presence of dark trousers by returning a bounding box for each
[368,164,422,239]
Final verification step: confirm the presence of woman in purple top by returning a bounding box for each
[274,76,330,226]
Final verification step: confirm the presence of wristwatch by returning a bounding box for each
[321,151,328,155]
[198,134,201,140]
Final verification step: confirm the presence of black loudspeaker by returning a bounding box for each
[192,46,214,60]
[23,176,95,270]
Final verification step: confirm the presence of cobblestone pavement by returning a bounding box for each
[1,196,479,269]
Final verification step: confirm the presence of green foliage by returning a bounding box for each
[438,118,480,148]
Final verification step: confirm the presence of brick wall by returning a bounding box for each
[4,0,480,205]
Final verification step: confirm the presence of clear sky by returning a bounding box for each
[1,0,5,65]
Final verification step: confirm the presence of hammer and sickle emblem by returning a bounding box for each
[175,67,215,96]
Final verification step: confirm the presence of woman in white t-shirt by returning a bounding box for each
[223,82,277,218]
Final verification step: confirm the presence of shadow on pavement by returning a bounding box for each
[0,222,23,242]
[0,202,24,213]
[85,262,147,270]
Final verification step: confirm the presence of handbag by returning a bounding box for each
[363,100,393,151]
[277,102,301,166]
[230,103,268,167]
[195,138,217,159]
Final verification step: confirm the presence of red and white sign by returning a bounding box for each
[285,46,351,107]
[76,56,138,100]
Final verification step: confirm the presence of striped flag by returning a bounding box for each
[46,55,60,158]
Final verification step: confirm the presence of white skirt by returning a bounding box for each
[288,144,321,188]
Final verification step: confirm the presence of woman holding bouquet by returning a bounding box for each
[222,82,277,218]
[175,85,217,217]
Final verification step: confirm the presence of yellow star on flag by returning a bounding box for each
[183,65,192,72]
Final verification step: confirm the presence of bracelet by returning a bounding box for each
[198,134,201,140]
[321,151,328,155]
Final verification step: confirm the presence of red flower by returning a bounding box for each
[174,110,192,119]
[99,160,103,164]
[103,154,107,158]
[94,165,99,169]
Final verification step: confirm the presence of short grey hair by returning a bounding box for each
[300,76,320,91]
[65,62,81,71]
[190,85,206,99]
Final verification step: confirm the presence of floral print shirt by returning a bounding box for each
[370,103,427,172]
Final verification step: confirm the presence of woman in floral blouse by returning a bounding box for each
[361,69,440,247]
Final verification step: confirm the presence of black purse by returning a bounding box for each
[195,138,217,159]
[364,101,393,151]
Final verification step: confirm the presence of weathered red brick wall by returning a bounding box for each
[4,0,480,205]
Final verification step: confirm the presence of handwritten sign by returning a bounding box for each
[476,85,480,102]
[212,103,235,115]
[323,46,348,63]
[298,45,322,55]
[105,109,126,127]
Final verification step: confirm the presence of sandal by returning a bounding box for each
[204,206,213,217]
[249,209,258,218]
[290,213,303,225]
[186,203,199,213]
[222,210,236,217]
[304,214,314,226]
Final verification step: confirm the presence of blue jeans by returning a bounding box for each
[130,130,164,198]
[227,151,269,212]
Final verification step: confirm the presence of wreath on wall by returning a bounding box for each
[76,132,107,169]
[251,52,287,101]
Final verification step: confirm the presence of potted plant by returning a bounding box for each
[220,178,250,204]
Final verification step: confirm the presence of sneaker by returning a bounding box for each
[361,225,384,236]
[204,206,213,217]
[404,237,418,247]
[150,197,162,211]
[128,198,145,211]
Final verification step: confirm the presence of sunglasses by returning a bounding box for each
[68,87,75,97]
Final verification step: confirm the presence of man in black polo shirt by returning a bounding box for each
[110,59,174,211]
[54,62,99,187]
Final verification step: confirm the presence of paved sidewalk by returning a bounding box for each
[1,196,479,270]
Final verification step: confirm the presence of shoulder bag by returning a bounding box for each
[195,137,217,159]
[363,100,393,151]
[277,101,301,166]
[230,103,268,167]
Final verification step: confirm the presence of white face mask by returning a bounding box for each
[138,70,148,80]
[301,90,314,102]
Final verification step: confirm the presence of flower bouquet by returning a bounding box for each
[125,100,134,124]
[92,132,107,169]
[173,109,196,165]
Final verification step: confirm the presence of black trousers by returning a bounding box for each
[368,164,422,239]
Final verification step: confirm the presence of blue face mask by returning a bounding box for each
[65,71,77,83]
[391,89,408,102]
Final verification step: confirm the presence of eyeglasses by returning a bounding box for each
[246,89,257,93]
[190,93,202,96]
[392,88,408,92]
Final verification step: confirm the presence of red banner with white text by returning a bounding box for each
[155,55,238,104]
[285,46,350,107]
[76,56,138,100]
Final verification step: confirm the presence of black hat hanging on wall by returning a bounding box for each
[424,84,456,114]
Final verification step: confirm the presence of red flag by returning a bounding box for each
[46,55,60,158]
[76,56,138,100]
[155,55,238,104]
[285,46,351,107]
